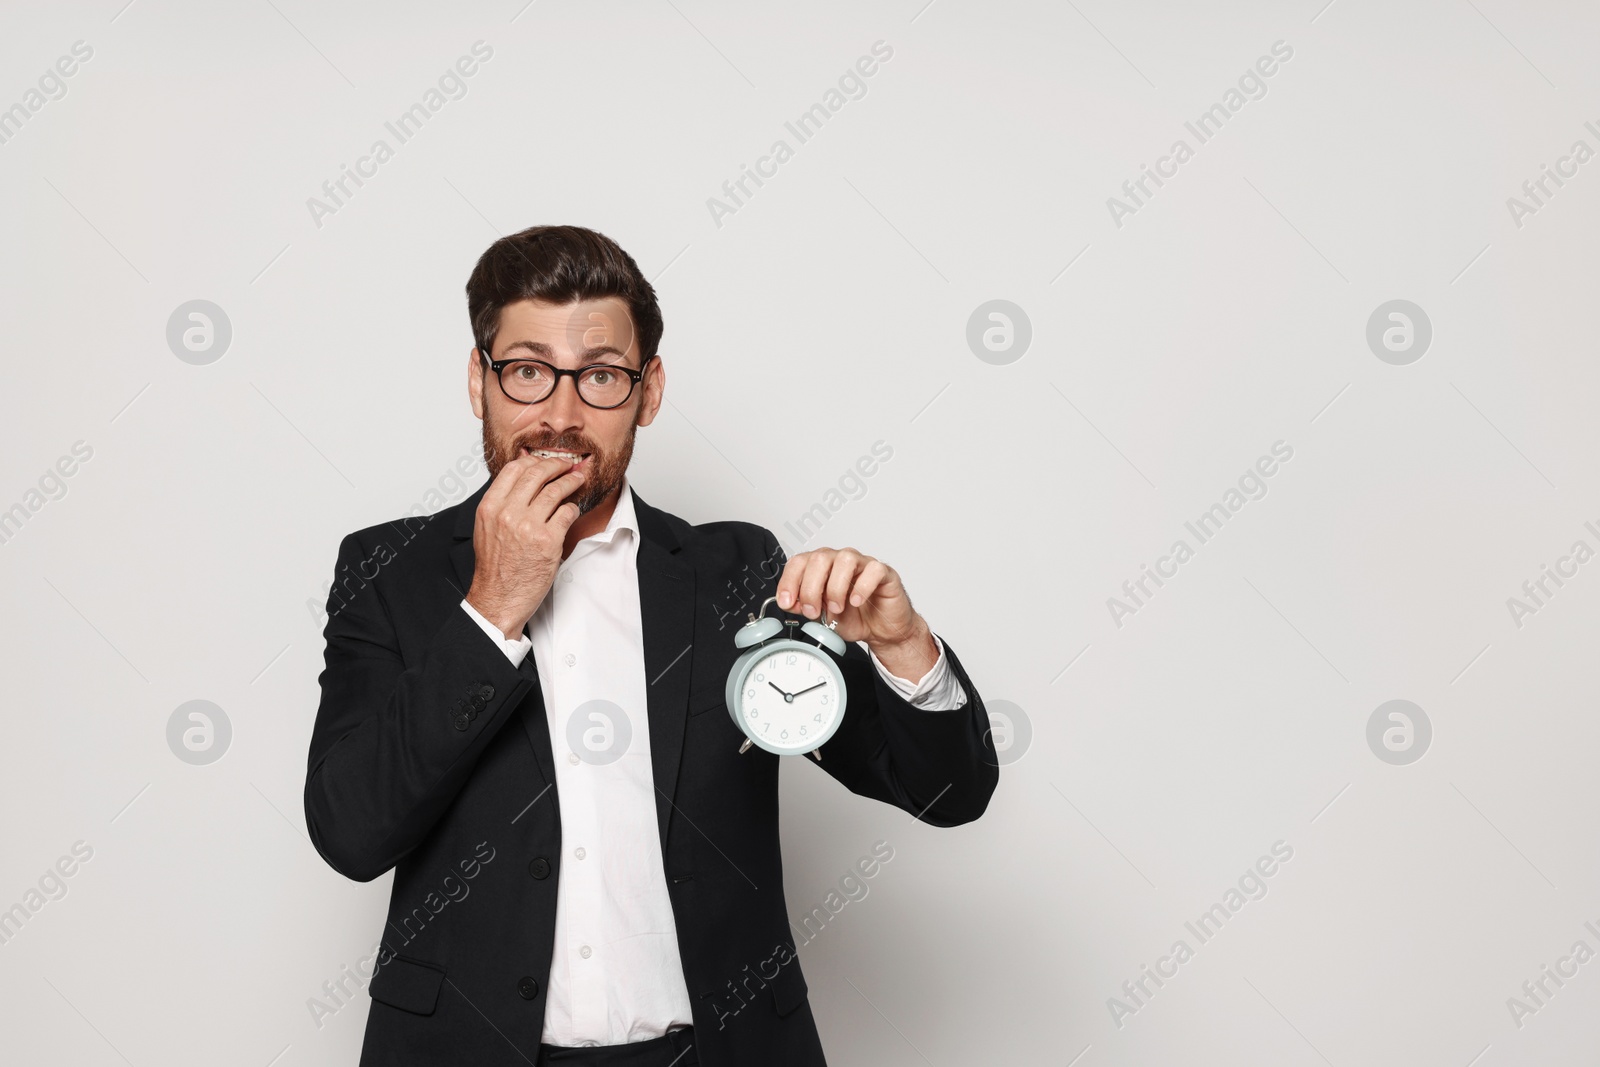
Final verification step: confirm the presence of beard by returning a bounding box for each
[481,410,637,516]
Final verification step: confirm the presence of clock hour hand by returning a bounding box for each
[769,681,795,703]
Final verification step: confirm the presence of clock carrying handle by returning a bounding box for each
[752,595,839,630]
[753,596,846,657]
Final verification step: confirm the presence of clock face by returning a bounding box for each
[734,641,844,754]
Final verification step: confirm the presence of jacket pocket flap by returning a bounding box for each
[689,685,726,716]
[369,953,446,1015]
[770,959,808,1017]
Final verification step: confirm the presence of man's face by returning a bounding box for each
[468,296,663,515]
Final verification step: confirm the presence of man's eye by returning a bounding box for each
[513,364,544,380]
[589,369,615,385]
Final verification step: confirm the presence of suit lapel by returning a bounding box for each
[632,489,696,852]
[449,480,696,849]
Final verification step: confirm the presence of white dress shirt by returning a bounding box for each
[459,478,966,1045]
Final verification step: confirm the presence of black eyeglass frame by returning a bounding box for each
[479,351,657,410]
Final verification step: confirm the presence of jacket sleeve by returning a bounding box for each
[761,531,999,826]
[302,532,541,881]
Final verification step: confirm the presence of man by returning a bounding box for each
[303,225,998,1066]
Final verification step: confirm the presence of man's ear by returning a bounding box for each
[468,347,486,419]
[636,355,665,428]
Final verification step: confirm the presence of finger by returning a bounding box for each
[549,498,582,531]
[530,468,588,522]
[847,559,891,608]
[777,553,810,611]
[795,550,837,619]
[480,450,542,514]
[516,455,585,508]
[824,550,866,616]
[488,454,573,518]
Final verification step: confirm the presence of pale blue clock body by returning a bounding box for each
[725,636,847,756]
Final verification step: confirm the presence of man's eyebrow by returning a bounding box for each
[498,340,633,365]
[500,339,552,358]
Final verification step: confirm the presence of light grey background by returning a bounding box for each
[2,1,1597,1064]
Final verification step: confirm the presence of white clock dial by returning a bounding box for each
[735,643,843,753]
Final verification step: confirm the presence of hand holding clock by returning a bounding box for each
[776,547,939,682]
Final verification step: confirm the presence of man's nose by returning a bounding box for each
[538,373,586,432]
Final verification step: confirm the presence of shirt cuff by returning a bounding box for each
[461,599,532,668]
[864,632,968,711]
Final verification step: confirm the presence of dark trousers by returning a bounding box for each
[537,1026,697,1067]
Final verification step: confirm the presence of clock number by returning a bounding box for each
[747,708,758,719]
[819,694,829,706]
[755,672,765,682]
[785,654,796,665]
[762,723,770,733]
[781,730,788,740]
[746,688,755,700]
[813,713,822,722]
[799,725,807,735]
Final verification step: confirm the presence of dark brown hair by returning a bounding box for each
[465,225,663,365]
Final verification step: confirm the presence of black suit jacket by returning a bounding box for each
[303,479,998,1066]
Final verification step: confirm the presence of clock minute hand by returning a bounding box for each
[791,680,827,698]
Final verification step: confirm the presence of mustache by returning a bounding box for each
[515,433,595,454]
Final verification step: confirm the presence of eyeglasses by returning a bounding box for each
[481,353,654,410]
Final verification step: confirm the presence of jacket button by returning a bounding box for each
[518,976,539,999]
[528,857,551,879]
[453,712,471,731]
[479,684,495,701]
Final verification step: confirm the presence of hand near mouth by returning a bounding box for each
[465,452,590,640]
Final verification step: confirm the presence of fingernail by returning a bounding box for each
[849,595,862,606]
[828,601,842,614]
[802,603,817,617]
[779,591,791,607]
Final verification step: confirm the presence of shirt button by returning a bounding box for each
[564,653,576,667]
[561,570,573,584]
[579,945,592,959]
[567,752,580,766]
[574,847,586,860]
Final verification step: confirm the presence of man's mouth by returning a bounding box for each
[522,446,591,469]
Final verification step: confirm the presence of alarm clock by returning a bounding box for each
[724,596,848,759]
